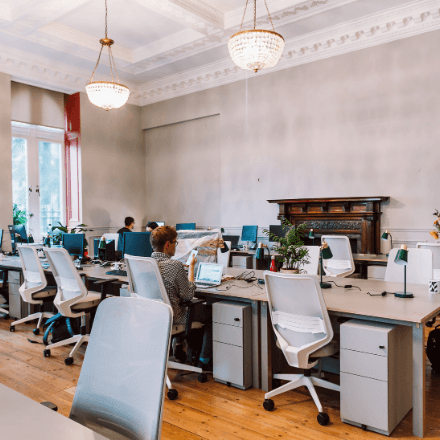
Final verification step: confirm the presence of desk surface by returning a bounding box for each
[0,383,108,439]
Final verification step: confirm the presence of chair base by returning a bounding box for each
[266,373,340,413]
[45,334,89,361]
[11,311,53,330]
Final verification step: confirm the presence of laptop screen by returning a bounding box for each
[196,263,223,284]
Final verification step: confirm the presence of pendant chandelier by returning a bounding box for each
[228,0,285,73]
[85,0,130,111]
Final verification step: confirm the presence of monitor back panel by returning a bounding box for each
[176,223,196,231]
[123,232,153,258]
[241,225,258,242]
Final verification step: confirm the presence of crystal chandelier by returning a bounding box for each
[85,0,130,111]
[228,0,285,73]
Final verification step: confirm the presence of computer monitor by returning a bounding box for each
[156,221,165,227]
[94,238,116,261]
[62,233,84,258]
[0,229,3,252]
[269,225,286,242]
[241,225,258,243]
[176,223,196,231]
[8,225,28,254]
[123,232,153,258]
[223,235,240,250]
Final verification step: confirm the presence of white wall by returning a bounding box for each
[80,93,146,234]
[141,30,440,248]
[11,82,64,129]
[0,73,12,251]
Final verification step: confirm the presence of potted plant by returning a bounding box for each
[430,209,440,241]
[263,220,310,273]
[51,222,88,246]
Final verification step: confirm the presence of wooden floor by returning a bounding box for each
[0,318,439,439]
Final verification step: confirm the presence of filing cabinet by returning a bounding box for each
[213,301,252,389]
[7,270,26,319]
[340,319,412,436]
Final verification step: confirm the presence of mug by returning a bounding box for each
[429,280,439,294]
[242,244,249,251]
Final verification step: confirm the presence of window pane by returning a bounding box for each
[12,137,28,224]
[39,142,63,236]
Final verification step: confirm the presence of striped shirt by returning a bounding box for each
[152,252,196,325]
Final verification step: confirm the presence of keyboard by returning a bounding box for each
[105,270,127,277]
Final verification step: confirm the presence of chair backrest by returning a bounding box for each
[417,243,440,280]
[217,241,231,269]
[70,297,172,440]
[17,245,48,304]
[321,235,354,277]
[264,272,333,369]
[384,247,433,285]
[43,247,88,317]
[302,246,320,275]
[103,233,120,251]
[125,255,170,306]
[176,223,196,231]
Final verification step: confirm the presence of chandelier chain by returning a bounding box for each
[89,45,104,83]
[253,0,256,29]
[264,0,275,31]
[109,46,120,83]
[239,0,250,31]
[105,0,108,38]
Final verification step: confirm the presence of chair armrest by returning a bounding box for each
[179,298,205,308]
[111,280,126,287]
[40,401,58,412]
[94,278,118,301]
[181,298,205,338]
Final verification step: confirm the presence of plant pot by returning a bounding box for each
[280,268,299,274]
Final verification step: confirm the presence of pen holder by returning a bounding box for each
[429,280,439,294]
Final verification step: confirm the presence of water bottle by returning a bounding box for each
[270,255,277,272]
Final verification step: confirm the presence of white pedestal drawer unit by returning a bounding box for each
[213,301,252,390]
[340,319,412,436]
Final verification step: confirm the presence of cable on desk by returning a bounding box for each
[326,280,361,291]
[366,291,388,297]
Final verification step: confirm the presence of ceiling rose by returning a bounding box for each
[85,0,130,111]
[228,0,285,73]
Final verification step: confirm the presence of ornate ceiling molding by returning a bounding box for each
[138,0,440,105]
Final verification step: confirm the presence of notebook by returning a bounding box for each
[195,262,223,288]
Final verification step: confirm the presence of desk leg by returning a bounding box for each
[412,324,425,438]
[252,301,260,389]
[260,302,273,392]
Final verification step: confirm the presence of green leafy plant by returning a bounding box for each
[51,222,88,246]
[263,219,310,271]
[13,203,32,225]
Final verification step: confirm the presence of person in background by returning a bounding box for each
[117,217,134,252]
[151,226,212,370]
[146,222,159,232]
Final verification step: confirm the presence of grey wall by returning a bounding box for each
[11,82,64,129]
[0,73,12,251]
[141,30,440,246]
[80,93,146,232]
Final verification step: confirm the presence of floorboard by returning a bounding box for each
[0,319,438,439]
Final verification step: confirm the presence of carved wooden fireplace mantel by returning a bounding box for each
[268,197,390,254]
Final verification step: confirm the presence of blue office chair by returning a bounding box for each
[176,223,196,231]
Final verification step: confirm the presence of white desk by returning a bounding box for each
[0,383,108,439]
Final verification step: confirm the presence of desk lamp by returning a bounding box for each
[309,229,315,246]
[320,241,333,289]
[394,244,414,298]
[381,230,393,257]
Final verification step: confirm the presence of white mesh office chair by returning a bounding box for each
[52,297,171,440]
[303,246,320,275]
[125,254,206,400]
[103,233,120,251]
[384,247,432,285]
[9,246,56,334]
[43,247,107,365]
[217,241,231,268]
[263,272,340,426]
[321,235,355,278]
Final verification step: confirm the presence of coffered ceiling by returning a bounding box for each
[0,0,439,106]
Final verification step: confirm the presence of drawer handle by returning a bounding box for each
[379,345,385,349]
[234,318,240,322]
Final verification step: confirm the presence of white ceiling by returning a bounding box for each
[0,0,438,106]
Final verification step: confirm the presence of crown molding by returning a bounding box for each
[138,0,440,105]
[170,0,224,28]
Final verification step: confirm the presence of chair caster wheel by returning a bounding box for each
[9,326,15,332]
[167,389,178,400]
[3,314,9,319]
[263,399,275,411]
[317,412,330,426]
[272,379,281,389]
[64,357,74,366]
[33,328,40,336]
[43,349,51,357]
[198,373,208,383]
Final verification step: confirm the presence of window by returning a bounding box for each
[11,122,65,241]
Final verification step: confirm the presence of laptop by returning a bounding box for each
[195,262,223,288]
